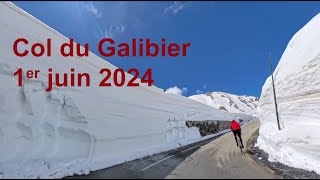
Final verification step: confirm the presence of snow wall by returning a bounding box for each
[257,13,320,174]
[0,2,252,178]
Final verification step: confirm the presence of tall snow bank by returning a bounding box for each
[0,2,252,178]
[257,13,320,174]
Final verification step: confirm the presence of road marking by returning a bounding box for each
[141,155,175,172]
[181,145,201,153]
[141,144,202,172]
[140,132,231,172]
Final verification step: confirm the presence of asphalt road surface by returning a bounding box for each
[66,119,278,179]
[166,119,279,179]
[65,133,225,179]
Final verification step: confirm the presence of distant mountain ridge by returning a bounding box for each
[189,92,259,117]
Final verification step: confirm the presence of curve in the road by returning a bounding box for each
[166,119,280,179]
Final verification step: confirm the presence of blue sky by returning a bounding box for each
[12,1,320,97]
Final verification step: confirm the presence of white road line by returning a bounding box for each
[141,144,202,172]
[141,155,175,172]
[181,145,201,153]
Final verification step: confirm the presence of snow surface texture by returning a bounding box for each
[0,2,253,178]
[257,13,320,174]
[189,92,259,117]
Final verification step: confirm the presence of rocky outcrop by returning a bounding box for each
[219,106,228,112]
[185,120,230,136]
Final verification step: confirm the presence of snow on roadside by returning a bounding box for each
[0,2,252,178]
[257,13,320,175]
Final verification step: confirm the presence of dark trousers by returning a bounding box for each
[232,129,243,147]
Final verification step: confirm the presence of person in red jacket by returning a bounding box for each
[230,119,244,148]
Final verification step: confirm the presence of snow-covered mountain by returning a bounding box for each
[0,2,253,178]
[257,13,320,174]
[189,92,259,117]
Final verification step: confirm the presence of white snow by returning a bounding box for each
[189,92,259,117]
[0,2,253,178]
[257,13,320,174]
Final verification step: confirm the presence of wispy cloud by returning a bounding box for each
[165,86,188,96]
[182,87,188,94]
[203,83,207,89]
[105,24,125,38]
[84,2,102,18]
[196,90,203,94]
[164,1,184,15]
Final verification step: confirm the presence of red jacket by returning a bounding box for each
[230,120,241,131]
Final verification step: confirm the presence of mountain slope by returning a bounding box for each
[189,92,259,116]
[257,13,320,175]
